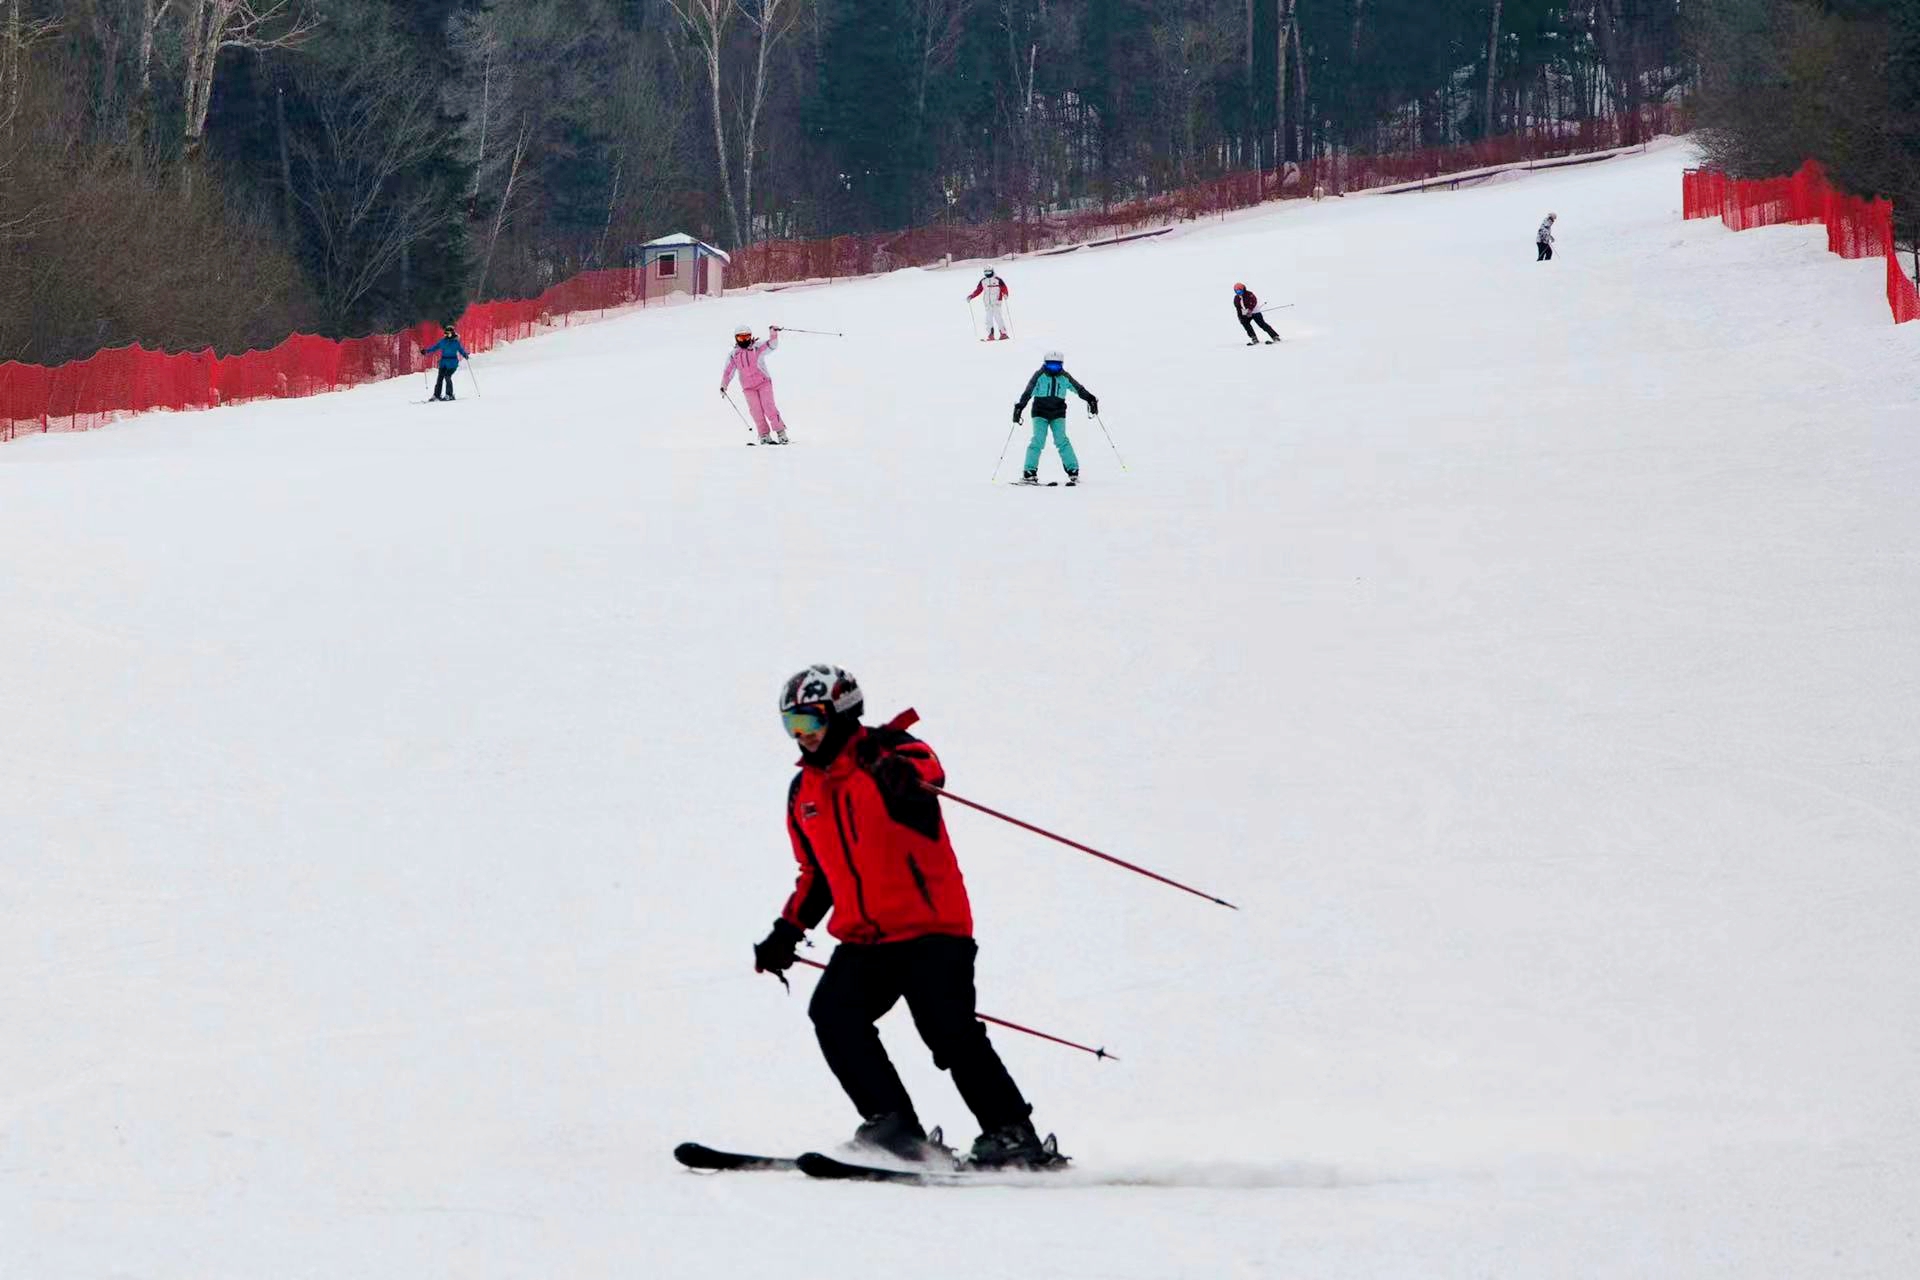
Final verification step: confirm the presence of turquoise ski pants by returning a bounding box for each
[1024,417,1079,473]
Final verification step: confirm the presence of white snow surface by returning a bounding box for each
[4,141,1917,1277]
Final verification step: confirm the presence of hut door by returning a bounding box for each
[697,254,710,297]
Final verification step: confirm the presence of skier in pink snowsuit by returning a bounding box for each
[720,326,789,445]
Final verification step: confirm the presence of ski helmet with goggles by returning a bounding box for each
[1233,283,1245,292]
[734,327,754,345]
[983,267,995,277]
[1042,350,1064,366]
[779,664,863,737]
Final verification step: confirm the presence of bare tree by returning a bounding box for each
[471,118,531,300]
[1274,0,1294,165]
[1484,0,1502,138]
[177,0,316,169]
[288,53,457,327]
[0,0,58,137]
[912,0,975,122]
[999,0,1041,221]
[664,0,741,247]
[734,0,804,244]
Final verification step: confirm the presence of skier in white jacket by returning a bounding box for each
[1537,213,1557,261]
[967,268,1012,340]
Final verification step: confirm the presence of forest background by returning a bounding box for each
[0,1,1903,366]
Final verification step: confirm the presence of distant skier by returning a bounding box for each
[1232,283,1281,345]
[753,665,1064,1170]
[967,267,1011,341]
[420,324,470,401]
[1011,350,1097,486]
[720,325,789,445]
[1537,213,1557,261]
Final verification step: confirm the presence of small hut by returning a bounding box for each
[639,233,729,299]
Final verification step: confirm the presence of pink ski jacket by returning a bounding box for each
[720,332,780,391]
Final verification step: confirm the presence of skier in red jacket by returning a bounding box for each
[752,664,1062,1169]
[1233,283,1281,345]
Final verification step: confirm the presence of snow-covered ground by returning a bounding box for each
[4,140,1917,1278]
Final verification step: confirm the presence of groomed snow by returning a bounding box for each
[3,140,1917,1278]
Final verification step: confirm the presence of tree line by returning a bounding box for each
[1691,0,1920,256]
[1,1,1690,366]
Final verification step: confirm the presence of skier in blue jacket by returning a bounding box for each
[421,325,470,401]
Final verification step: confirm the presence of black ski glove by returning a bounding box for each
[866,751,925,805]
[1086,397,1099,415]
[753,918,804,974]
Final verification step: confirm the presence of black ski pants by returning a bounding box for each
[433,367,457,398]
[1537,241,1553,261]
[1238,311,1279,341]
[808,934,1031,1133]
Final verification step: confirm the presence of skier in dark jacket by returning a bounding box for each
[420,325,470,401]
[1233,283,1281,345]
[752,664,1064,1170]
[1012,351,1097,485]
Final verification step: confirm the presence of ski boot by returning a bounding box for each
[966,1119,1068,1171]
[852,1112,951,1164]
[773,430,789,445]
[1065,470,1079,487]
[1018,470,1040,486]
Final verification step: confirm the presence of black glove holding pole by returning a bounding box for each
[753,918,804,975]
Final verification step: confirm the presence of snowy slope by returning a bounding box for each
[3,140,1918,1278]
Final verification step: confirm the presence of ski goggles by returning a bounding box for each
[781,704,832,738]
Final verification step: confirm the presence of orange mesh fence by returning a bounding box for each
[3,108,1682,443]
[1683,158,1919,324]
[2,265,654,442]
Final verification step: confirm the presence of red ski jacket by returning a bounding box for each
[779,714,973,945]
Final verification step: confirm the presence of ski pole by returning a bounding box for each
[990,415,1020,482]
[422,367,433,398]
[464,359,482,399]
[721,389,756,442]
[965,298,980,341]
[1092,414,1128,472]
[792,957,1116,1061]
[926,782,1232,908]
[776,327,843,337]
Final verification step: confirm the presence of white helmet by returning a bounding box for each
[779,664,863,718]
[983,267,996,277]
[1043,350,1064,363]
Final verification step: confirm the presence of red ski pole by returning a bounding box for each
[792,957,1115,1061]
[927,782,1237,909]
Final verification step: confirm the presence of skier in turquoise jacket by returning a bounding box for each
[1011,351,1097,485]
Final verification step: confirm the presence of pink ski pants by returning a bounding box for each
[743,384,787,438]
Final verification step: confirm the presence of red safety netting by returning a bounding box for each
[1683,158,1919,324]
[4,106,1683,443]
[1,265,656,442]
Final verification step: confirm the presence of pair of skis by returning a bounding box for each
[674,1140,1064,1185]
